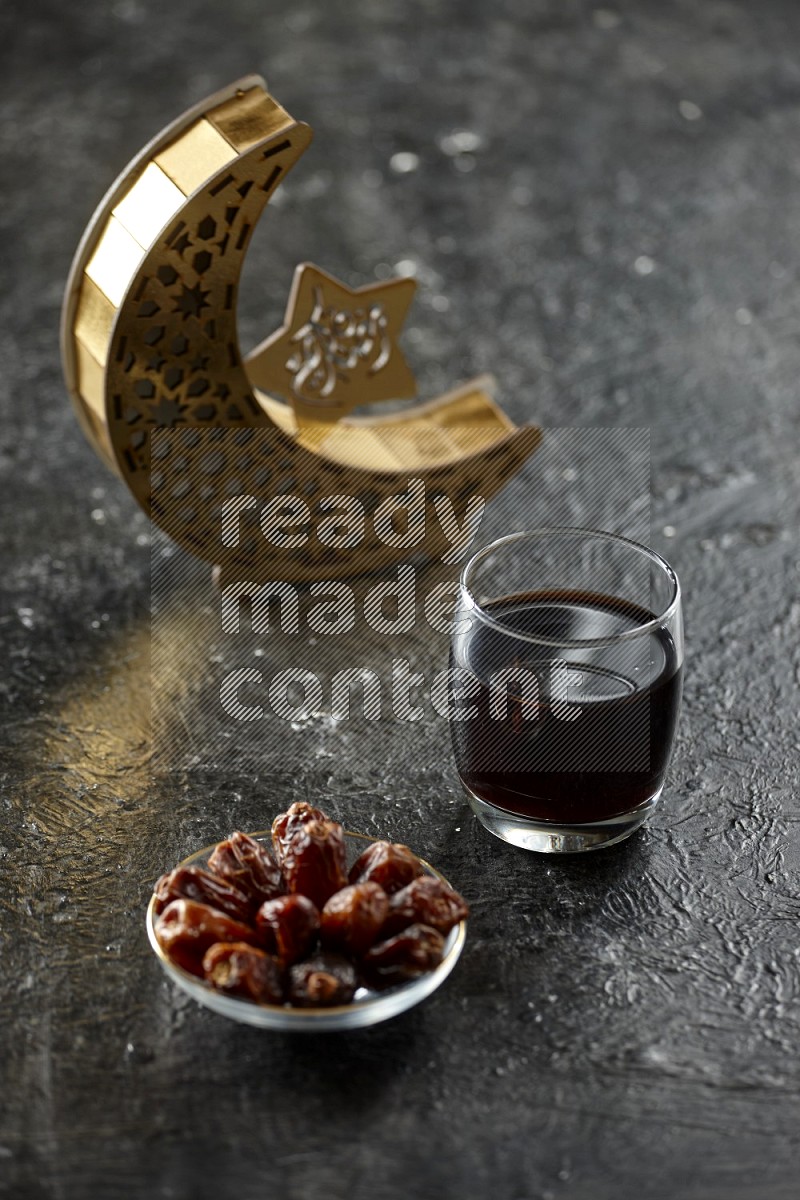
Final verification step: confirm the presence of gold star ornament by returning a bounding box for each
[248,264,418,421]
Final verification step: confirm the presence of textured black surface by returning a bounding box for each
[2,2,800,1198]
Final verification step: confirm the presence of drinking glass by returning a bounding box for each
[449,528,683,853]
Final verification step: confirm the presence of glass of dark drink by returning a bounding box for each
[449,528,683,853]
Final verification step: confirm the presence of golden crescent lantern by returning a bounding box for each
[61,76,541,582]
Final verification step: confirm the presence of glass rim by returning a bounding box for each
[459,527,681,649]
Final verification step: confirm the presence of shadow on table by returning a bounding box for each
[181,1004,434,1120]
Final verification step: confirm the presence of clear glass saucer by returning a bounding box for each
[146,830,467,1031]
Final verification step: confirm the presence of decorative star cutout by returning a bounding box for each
[172,283,210,321]
[246,263,418,420]
[148,396,187,426]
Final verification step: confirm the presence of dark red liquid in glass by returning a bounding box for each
[450,590,682,824]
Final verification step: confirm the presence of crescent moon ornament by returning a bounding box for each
[61,76,541,582]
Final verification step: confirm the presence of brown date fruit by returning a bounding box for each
[320,882,389,957]
[288,952,357,1007]
[281,818,347,909]
[271,801,326,865]
[202,942,284,1005]
[255,894,320,964]
[347,840,423,895]
[153,865,252,923]
[155,898,261,977]
[381,875,469,938]
[361,923,445,988]
[207,831,284,907]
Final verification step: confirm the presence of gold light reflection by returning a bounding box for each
[112,162,185,248]
[154,119,237,196]
[84,215,145,308]
[29,591,219,839]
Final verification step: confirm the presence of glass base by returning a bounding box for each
[463,786,662,853]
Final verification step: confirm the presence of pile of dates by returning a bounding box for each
[153,802,469,1008]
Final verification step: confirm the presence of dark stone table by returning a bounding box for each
[2,2,799,1197]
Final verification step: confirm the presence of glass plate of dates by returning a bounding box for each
[146,802,469,1031]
